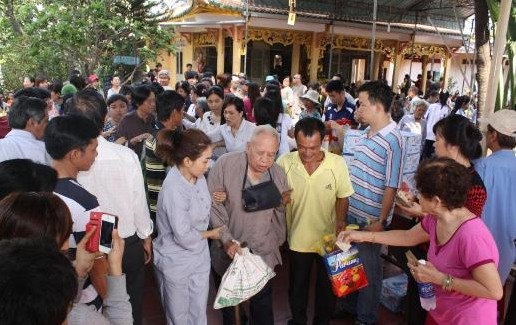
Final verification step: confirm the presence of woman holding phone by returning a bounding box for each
[153,128,224,325]
[339,158,503,325]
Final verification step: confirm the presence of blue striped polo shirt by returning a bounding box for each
[348,121,405,224]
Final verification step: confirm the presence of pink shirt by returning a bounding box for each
[421,216,499,325]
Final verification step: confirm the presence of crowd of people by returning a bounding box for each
[0,66,514,325]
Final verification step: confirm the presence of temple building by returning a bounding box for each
[159,0,475,92]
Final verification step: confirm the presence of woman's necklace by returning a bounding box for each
[207,113,220,126]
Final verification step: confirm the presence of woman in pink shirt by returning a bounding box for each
[339,157,503,325]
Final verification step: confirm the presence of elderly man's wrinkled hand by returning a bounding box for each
[224,240,242,259]
[281,189,293,206]
[212,191,227,204]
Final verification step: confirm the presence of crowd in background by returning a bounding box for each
[0,64,514,325]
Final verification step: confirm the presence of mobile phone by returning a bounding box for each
[86,213,101,253]
[99,214,118,254]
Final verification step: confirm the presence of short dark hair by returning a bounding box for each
[186,63,192,68]
[487,124,516,149]
[200,77,214,87]
[253,97,275,127]
[69,74,86,90]
[433,114,482,160]
[14,87,51,100]
[35,74,48,88]
[175,80,191,94]
[326,80,344,93]
[44,115,99,160]
[119,85,133,97]
[390,99,405,123]
[132,84,155,107]
[49,81,63,95]
[192,83,208,97]
[0,159,57,200]
[155,128,211,166]
[223,96,245,119]
[156,90,185,122]
[202,71,214,79]
[185,71,198,80]
[415,157,471,210]
[8,96,47,129]
[65,89,108,132]
[438,91,450,106]
[0,237,77,325]
[106,94,129,107]
[205,85,224,100]
[294,117,325,141]
[0,192,73,249]
[357,80,393,113]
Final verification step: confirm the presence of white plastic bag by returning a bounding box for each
[213,247,275,309]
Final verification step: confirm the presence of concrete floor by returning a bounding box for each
[142,250,407,325]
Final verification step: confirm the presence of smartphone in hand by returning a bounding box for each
[99,214,118,254]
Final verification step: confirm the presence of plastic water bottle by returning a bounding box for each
[417,259,436,311]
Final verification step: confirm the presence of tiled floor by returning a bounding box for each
[142,250,407,325]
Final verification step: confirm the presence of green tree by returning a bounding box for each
[0,0,175,91]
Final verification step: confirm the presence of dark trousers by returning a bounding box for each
[288,250,335,325]
[388,214,427,325]
[122,234,145,325]
[389,246,427,325]
[213,270,274,325]
[421,140,435,160]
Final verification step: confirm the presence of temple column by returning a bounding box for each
[309,32,319,82]
[183,33,194,74]
[232,25,242,74]
[421,55,429,94]
[392,52,403,92]
[291,43,300,75]
[373,52,382,81]
[442,54,452,90]
[217,28,225,74]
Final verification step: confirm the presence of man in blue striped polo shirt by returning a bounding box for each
[342,81,405,325]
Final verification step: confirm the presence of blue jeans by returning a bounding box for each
[340,216,383,324]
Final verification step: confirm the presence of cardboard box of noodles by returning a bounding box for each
[314,235,369,297]
[323,246,369,297]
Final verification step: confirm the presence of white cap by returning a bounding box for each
[300,90,320,104]
[478,109,516,137]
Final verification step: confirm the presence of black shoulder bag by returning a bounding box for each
[241,161,282,212]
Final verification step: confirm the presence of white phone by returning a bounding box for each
[99,214,118,254]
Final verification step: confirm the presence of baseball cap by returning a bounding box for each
[88,74,99,83]
[478,109,516,137]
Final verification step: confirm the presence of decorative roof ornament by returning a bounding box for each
[288,0,296,26]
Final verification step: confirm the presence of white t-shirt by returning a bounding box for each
[424,103,450,141]
[275,113,292,156]
[397,114,426,136]
[208,119,256,153]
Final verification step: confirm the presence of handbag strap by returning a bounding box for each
[242,157,273,190]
